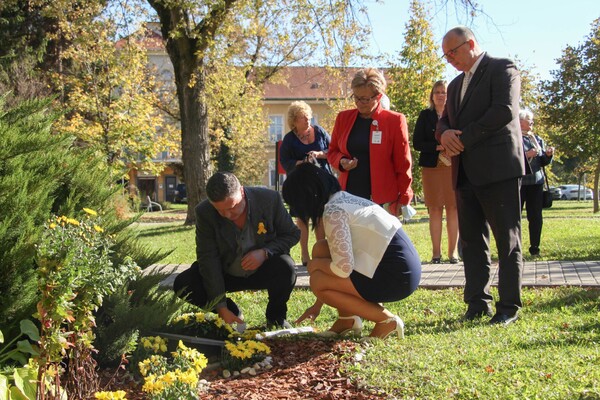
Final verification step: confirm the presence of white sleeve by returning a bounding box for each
[323,206,353,278]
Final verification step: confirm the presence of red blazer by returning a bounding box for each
[328,104,413,206]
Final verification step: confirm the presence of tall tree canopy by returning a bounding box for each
[541,18,600,212]
[386,0,445,198]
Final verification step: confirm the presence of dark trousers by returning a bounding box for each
[173,255,297,322]
[520,183,543,251]
[456,177,523,315]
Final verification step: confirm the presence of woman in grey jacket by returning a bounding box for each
[520,110,554,256]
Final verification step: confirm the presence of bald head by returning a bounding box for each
[442,26,482,72]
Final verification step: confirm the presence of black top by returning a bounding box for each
[345,116,372,200]
[412,108,440,168]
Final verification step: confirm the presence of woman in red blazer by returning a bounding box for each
[328,68,413,215]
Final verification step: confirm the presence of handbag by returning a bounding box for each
[542,167,553,209]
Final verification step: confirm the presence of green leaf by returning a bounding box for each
[0,374,9,400]
[13,367,37,400]
[16,341,39,357]
[0,330,4,344]
[8,352,27,366]
[19,321,39,342]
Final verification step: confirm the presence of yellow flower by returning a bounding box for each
[83,208,98,216]
[49,223,57,229]
[94,225,104,233]
[94,391,127,400]
[257,222,267,234]
[66,218,80,226]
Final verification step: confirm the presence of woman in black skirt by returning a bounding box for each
[282,163,421,339]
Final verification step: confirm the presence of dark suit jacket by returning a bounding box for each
[435,53,525,187]
[413,108,440,168]
[194,187,300,303]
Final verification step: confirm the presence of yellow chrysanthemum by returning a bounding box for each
[83,208,98,216]
[94,225,104,233]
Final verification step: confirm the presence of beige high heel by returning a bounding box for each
[362,315,404,341]
[317,315,363,337]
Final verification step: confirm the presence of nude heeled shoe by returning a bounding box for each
[317,315,363,338]
[362,315,404,342]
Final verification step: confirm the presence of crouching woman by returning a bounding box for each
[282,163,421,339]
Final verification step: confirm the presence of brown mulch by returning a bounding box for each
[98,339,387,399]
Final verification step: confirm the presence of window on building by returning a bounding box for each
[268,115,284,142]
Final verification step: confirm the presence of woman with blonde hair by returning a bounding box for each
[413,80,459,263]
[328,68,413,216]
[279,101,332,265]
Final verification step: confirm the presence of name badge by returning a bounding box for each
[372,130,382,144]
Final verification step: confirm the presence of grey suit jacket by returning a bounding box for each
[436,53,525,187]
[194,187,300,303]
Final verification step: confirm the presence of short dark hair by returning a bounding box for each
[206,171,241,202]
[282,163,340,230]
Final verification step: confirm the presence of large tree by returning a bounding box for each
[541,18,599,212]
[386,0,445,199]
[145,0,371,224]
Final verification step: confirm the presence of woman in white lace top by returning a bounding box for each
[282,163,421,339]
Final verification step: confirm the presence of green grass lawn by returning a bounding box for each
[228,286,600,399]
[132,200,600,264]
[130,200,600,398]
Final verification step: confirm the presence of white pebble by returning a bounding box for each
[264,364,273,370]
[248,368,257,376]
[241,367,251,374]
[233,371,240,377]
[222,370,231,378]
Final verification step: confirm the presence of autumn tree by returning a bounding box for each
[145,0,371,224]
[386,0,445,198]
[45,3,179,179]
[541,18,600,212]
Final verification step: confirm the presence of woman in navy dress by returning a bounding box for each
[279,101,333,265]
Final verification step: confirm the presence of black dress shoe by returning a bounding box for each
[463,308,493,321]
[489,312,518,325]
[431,257,441,264]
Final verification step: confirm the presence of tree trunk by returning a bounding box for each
[148,4,213,225]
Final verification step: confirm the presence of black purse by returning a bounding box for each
[542,167,553,209]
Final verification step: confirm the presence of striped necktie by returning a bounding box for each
[460,72,471,102]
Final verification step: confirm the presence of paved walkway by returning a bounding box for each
[149,260,600,289]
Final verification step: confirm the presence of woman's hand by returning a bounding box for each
[295,302,323,324]
[340,157,358,171]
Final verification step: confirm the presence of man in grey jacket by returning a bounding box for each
[174,171,300,328]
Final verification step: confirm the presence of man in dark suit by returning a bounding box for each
[174,172,300,329]
[435,26,525,325]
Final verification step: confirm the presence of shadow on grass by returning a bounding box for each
[527,287,600,311]
[136,224,194,238]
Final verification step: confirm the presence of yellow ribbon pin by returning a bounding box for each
[257,222,267,234]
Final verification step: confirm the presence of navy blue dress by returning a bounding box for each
[279,125,333,175]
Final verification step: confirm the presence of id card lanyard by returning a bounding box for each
[371,119,382,144]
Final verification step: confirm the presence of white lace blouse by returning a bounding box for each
[324,191,401,279]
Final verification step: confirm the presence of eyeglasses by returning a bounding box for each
[352,94,379,104]
[442,41,468,59]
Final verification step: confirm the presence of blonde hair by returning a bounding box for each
[287,101,313,131]
[429,80,447,110]
[351,68,387,95]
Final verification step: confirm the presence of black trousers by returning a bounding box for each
[520,183,543,251]
[173,255,297,323]
[456,177,523,315]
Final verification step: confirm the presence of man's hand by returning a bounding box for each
[295,302,323,325]
[440,129,464,156]
[217,307,244,325]
[241,249,267,271]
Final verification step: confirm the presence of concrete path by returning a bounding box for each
[148,260,600,289]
